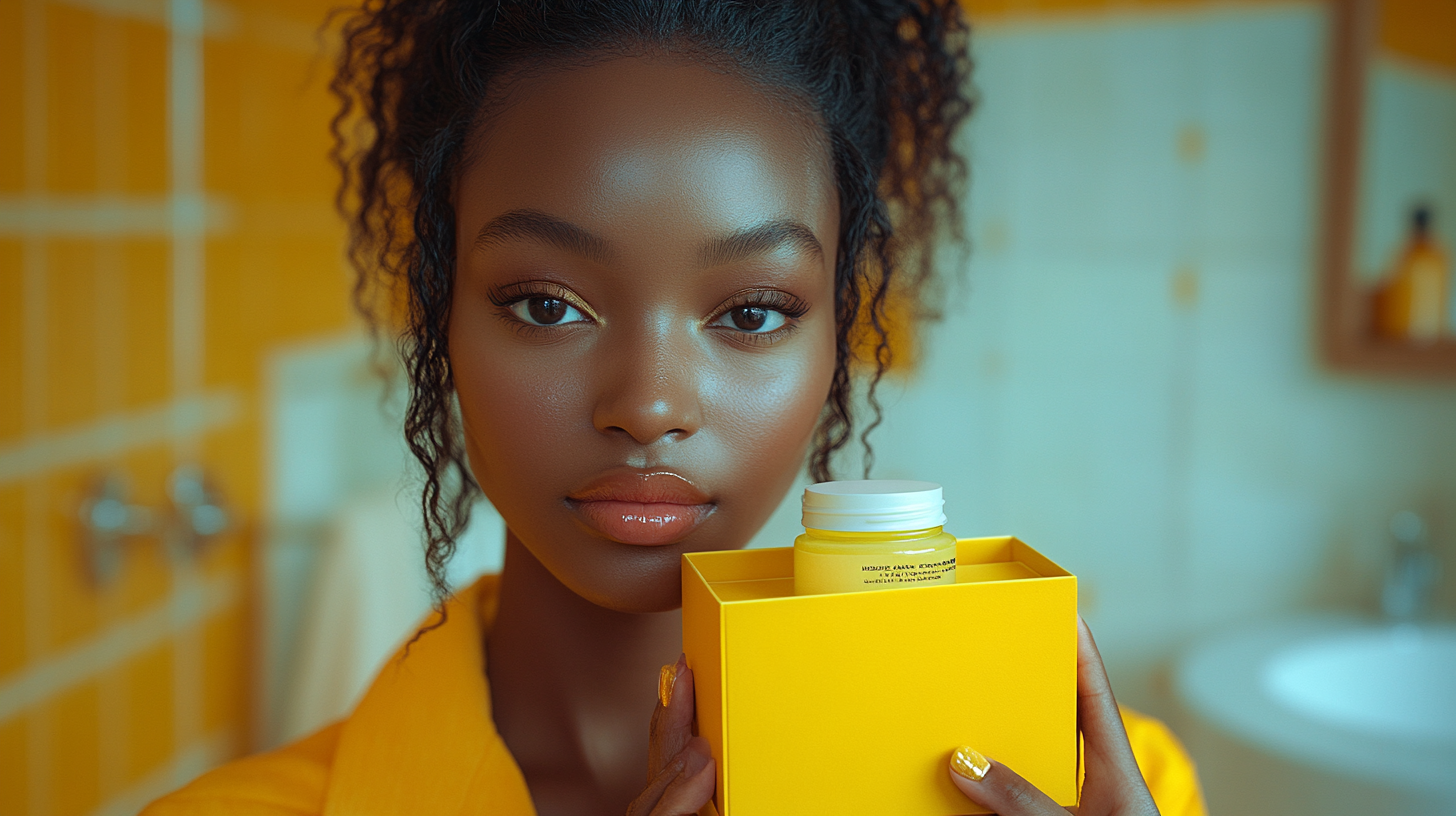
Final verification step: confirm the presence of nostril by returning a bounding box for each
[602,423,690,445]
[592,369,703,444]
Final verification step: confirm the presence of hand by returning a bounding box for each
[947,617,1161,816]
[626,654,716,816]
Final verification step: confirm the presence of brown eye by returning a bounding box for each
[713,305,787,334]
[509,295,587,326]
[528,297,566,324]
[733,307,767,331]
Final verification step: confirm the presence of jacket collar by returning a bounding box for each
[324,576,532,815]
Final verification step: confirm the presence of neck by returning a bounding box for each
[486,530,682,816]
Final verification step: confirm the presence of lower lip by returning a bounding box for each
[570,500,715,546]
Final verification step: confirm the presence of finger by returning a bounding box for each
[947,746,1066,816]
[1074,618,1159,814]
[1075,618,1135,765]
[649,737,716,816]
[628,737,714,816]
[626,752,688,816]
[648,654,695,780]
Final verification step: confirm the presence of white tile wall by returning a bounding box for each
[749,3,1456,695]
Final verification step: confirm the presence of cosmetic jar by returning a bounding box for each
[793,480,956,596]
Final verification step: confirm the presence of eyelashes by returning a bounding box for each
[488,281,594,335]
[714,289,810,320]
[706,289,809,345]
[487,280,809,344]
[487,280,584,312]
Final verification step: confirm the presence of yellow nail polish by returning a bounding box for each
[950,745,991,782]
[658,663,677,708]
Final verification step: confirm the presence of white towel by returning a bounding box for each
[279,490,504,743]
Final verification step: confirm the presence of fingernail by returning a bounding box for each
[658,663,678,708]
[950,745,991,782]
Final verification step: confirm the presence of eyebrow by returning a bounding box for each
[474,209,614,265]
[473,209,824,269]
[698,220,824,269]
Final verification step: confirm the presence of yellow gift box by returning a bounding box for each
[682,536,1078,816]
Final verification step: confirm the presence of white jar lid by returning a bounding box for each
[801,480,946,532]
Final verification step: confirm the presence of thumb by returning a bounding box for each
[648,654,695,781]
[947,746,1066,816]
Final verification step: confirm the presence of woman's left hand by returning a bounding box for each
[946,617,1161,816]
[626,655,716,816]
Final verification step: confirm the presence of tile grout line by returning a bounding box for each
[0,194,235,237]
[94,14,129,803]
[22,0,51,813]
[168,0,205,409]
[0,391,244,484]
[169,0,207,769]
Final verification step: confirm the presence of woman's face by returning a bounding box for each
[451,56,839,613]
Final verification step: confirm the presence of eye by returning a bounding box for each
[713,305,788,334]
[509,296,588,326]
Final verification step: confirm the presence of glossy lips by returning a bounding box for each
[567,470,715,546]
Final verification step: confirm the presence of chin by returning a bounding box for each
[563,561,685,614]
[524,530,692,614]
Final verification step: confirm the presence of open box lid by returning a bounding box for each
[684,536,1073,605]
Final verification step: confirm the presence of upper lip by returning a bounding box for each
[567,468,712,505]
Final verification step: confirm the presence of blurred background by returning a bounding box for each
[0,0,1452,815]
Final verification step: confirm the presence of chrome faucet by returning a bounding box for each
[1381,511,1441,622]
[79,465,231,585]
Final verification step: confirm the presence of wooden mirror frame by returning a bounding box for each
[1318,0,1456,377]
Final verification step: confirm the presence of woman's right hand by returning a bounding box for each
[627,655,717,816]
[945,618,1161,816]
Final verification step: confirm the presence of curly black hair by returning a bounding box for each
[330,0,973,603]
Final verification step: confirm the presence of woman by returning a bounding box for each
[146,1,1205,814]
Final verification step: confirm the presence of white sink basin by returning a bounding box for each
[1177,617,1456,801]
[1263,627,1456,745]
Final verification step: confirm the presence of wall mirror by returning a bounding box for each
[1320,0,1456,377]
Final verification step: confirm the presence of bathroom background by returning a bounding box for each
[1,1,1452,815]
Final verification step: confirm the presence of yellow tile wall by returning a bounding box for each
[0,242,23,443]
[0,2,24,195]
[0,487,23,678]
[0,2,349,814]
[48,681,102,816]
[121,643,175,786]
[0,716,26,811]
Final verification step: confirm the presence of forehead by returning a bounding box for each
[456,56,837,247]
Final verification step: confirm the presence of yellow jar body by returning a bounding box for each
[793,526,957,595]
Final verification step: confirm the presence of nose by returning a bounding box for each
[591,319,703,445]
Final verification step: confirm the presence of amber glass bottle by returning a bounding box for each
[1373,205,1451,343]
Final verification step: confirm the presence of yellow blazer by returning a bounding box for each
[144,576,1206,815]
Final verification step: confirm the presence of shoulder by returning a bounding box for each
[141,575,513,816]
[140,723,342,816]
[1120,707,1208,816]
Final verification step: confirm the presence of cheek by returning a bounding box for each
[699,320,838,511]
[705,342,832,455]
[448,318,589,493]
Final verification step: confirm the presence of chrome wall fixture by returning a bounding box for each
[1382,510,1441,623]
[79,465,232,584]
